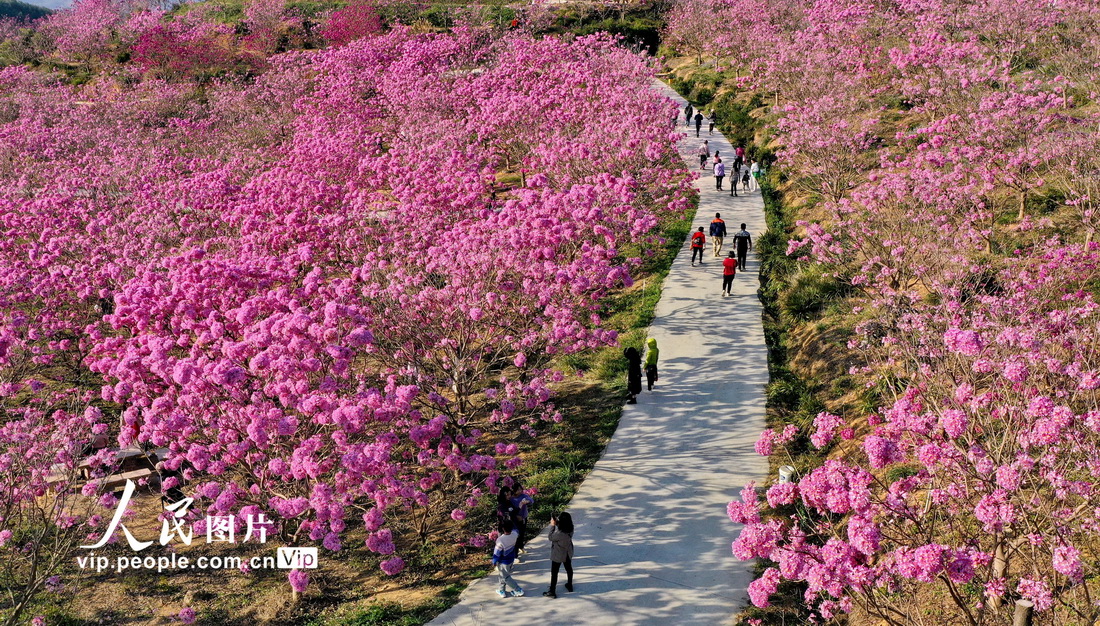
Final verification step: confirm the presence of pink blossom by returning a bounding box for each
[380,556,405,576]
[810,412,844,448]
[747,567,780,607]
[766,482,798,508]
[1017,578,1053,611]
[1053,544,1083,582]
[288,570,309,593]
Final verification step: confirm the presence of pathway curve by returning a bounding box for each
[429,81,769,626]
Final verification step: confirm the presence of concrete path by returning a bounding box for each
[429,81,769,626]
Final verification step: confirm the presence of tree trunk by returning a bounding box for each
[1013,600,1034,626]
[1017,190,1026,222]
[990,538,1007,609]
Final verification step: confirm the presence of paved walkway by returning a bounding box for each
[429,81,769,626]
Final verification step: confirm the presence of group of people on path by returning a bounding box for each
[691,213,753,296]
[683,102,716,138]
[492,482,576,600]
[696,139,760,195]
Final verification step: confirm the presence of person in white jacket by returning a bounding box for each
[697,140,710,169]
[748,160,761,191]
[492,521,524,598]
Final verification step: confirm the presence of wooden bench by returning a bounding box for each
[96,468,156,492]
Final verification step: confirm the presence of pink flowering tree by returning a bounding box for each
[321,0,384,46]
[663,0,1100,622]
[735,244,1100,623]
[0,22,690,608]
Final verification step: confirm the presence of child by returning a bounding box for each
[644,338,659,391]
[543,512,575,598]
[510,484,534,555]
[493,521,524,598]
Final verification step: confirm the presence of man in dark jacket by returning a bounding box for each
[733,223,753,271]
[709,212,727,257]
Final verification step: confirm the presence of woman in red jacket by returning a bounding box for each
[690,227,705,266]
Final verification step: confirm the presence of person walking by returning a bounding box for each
[698,140,710,170]
[493,520,524,598]
[710,212,727,257]
[690,226,706,266]
[497,487,517,534]
[684,103,693,126]
[733,223,753,271]
[708,112,716,135]
[624,347,642,404]
[741,167,751,193]
[694,112,703,137]
[543,512,575,599]
[735,145,745,162]
[729,159,741,197]
[510,484,534,556]
[644,337,659,391]
[713,158,725,191]
[749,160,761,190]
[722,250,737,296]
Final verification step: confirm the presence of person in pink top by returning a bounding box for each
[735,146,745,161]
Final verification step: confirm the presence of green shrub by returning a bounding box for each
[569,17,662,54]
[779,267,850,322]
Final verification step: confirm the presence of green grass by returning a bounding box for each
[322,584,464,626]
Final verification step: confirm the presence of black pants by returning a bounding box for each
[695,123,701,137]
[691,247,704,264]
[550,558,573,593]
[515,518,528,551]
[699,154,707,169]
[715,175,724,190]
[645,364,657,390]
[737,247,748,271]
[730,172,739,196]
[722,274,734,293]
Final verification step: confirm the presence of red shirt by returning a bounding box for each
[723,258,737,276]
[691,232,705,248]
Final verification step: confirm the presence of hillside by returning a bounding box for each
[0,0,51,20]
